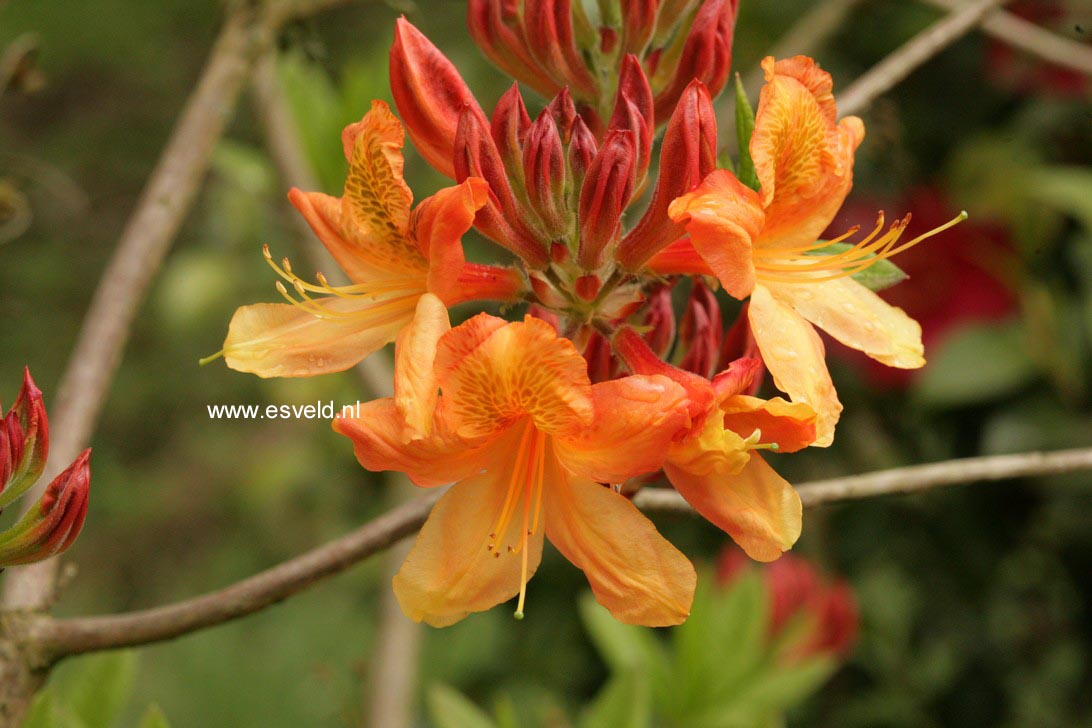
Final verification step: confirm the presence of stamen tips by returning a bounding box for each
[513,610,525,621]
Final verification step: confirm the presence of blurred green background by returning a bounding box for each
[1,0,1090,725]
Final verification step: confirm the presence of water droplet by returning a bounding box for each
[842,302,857,314]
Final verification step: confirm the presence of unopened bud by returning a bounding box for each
[679,280,722,378]
[0,448,90,567]
[578,130,637,269]
[0,368,49,509]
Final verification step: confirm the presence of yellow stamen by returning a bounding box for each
[487,422,535,551]
[262,244,424,298]
[515,430,547,620]
[755,211,967,284]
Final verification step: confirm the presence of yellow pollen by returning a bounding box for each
[754,211,968,284]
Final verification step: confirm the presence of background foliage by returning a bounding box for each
[1,0,1090,725]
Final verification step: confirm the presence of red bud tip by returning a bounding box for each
[578,130,637,270]
[0,448,90,567]
[1,368,50,508]
[390,19,487,179]
[574,274,602,301]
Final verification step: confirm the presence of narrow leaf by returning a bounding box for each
[733,75,759,192]
[427,683,498,728]
[807,242,908,291]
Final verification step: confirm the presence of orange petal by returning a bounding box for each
[667,170,765,299]
[334,398,493,488]
[667,409,752,480]
[436,316,594,440]
[751,56,865,250]
[411,178,490,303]
[298,100,430,279]
[553,375,691,484]
[768,278,925,369]
[644,237,714,277]
[719,395,817,453]
[392,452,545,626]
[748,284,842,446]
[288,190,394,284]
[665,453,801,562]
[222,296,417,378]
[544,451,696,626]
[394,294,450,438]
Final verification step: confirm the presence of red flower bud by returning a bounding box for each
[1,368,49,509]
[582,331,618,383]
[468,0,559,98]
[574,274,601,301]
[678,280,722,378]
[720,303,765,395]
[523,111,568,237]
[609,55,654,179]
[491,83,533,185]
[652,0,738,122]
[620,0,659,56]
[641,282,677,359]
[0,448,90,567]
[390,19,487,179]
[567,116,598,193]
[523,0,598,96]
[455,108,549,267]
[617,80,718,270]
[547,87,579,143]
[578,129,637,269]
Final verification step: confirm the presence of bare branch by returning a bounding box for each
[38,446,1092,660]
[742,0,868,94]
[0,0,367,615]
[40,493,437,660]
[921,0,1092,78]
[837,0,1009,116]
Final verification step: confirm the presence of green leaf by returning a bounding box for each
[806,242,908,291]
[734,74,760,192]
[138,704,172,728]
[672,571,768,716]
[21,690,58,728]
[1025,166,1092,234]
[577,593,664,673]
[427,683,498,728]
[64,651,137,728]
[913,321,1037,408]
[579,669,652,728]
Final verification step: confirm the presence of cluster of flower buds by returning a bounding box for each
[0,369,90,567]
[467,0,739,124]
[718,547,858,661]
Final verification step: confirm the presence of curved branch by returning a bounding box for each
[39,446,1092,660]
[921,0,1092,77]
[837,0,1008,116]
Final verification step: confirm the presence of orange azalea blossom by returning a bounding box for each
[335,294,697,627]
[614,328,816,562]
[663,56,964,444]
[212,100,523,378]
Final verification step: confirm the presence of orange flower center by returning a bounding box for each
[486,420,548,620]
[752,211,968,284]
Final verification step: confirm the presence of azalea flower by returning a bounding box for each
[614,328,816,562]
[335,294,697,627]
[209,100,523,378]
[662,56,964,444]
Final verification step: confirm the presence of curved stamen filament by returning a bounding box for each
[274,281,422,321]
[262,244,424,298]
[515,430,547,620]
[487,423,535,553]
[755,211,967,284]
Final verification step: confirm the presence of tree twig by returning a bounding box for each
[920,0,1092,78]
[38,446,1092,660]
[836,0,1009,116]
[0,0,363,615]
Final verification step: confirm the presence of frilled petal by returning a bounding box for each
[394,294,450,438]
[333,399,492,487]
[768,278,925,369]
[288,190,395,284]
[222,295,419,378]
[664,453,801,562]
[553,375,691,484]
[668,170,765,299]
[392,455,545,627]
[719,395,817,453]
[748,285,842,446]
[436,316,594,440]
[411,178,489,302]
[544,451,696,626]
[751,56,864,251]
